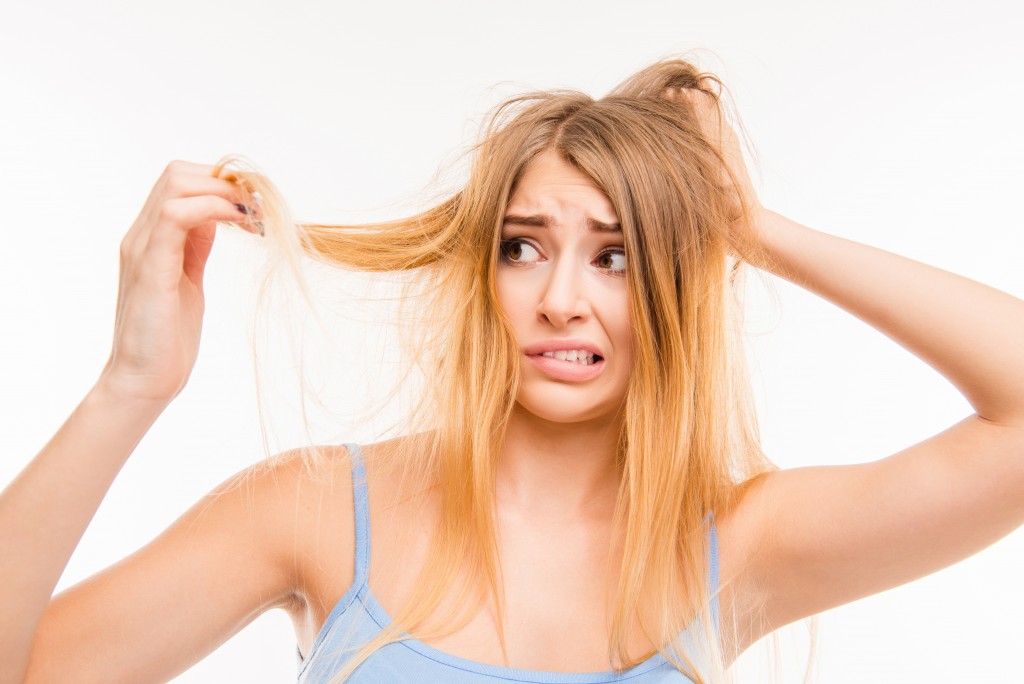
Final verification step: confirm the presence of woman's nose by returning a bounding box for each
[536,256,591,328]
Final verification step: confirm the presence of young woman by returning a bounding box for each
[3,57,1023,684]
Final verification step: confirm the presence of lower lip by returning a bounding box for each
[525,354,605,382]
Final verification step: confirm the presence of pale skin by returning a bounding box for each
[3,85,1024,681]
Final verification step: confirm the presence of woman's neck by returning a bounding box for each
[495,404,623,524]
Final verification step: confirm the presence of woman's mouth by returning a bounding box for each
[525,352,605,381]
[534,349,602,365]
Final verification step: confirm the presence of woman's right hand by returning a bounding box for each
[99,160,262,403]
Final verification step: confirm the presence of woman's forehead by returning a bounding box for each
[507,151,618,223]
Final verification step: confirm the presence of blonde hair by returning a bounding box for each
[215,54,804,683]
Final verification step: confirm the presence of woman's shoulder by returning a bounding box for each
[250,438,400,551]
[264,435,435,638]
[210,443,361,572]
[244,433,425,500]
[259,435,433,575]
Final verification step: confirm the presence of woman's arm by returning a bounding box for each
[21,430,317,684]
[750,209,1024,427]
[0,160,272,681]
[724,207,1024,647]
[678,86,1024,651]
[4,376,351,683]
[0,381,165,682]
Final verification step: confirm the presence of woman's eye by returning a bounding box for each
[596,249,627,275]
[499,238,542,264]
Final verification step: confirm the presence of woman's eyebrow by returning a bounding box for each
[502,214,621,233]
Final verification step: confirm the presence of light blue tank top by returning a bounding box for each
[296,443,720,683]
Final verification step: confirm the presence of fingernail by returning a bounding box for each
[254,220,265,237]
[234,202,253,215]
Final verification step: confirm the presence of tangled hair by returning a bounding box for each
[214,54,800,683]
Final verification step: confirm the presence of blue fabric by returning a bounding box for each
[296,443,720,683]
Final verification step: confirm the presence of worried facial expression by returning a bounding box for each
[496,149,633,424]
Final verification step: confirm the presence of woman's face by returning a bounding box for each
[496,149,633,424]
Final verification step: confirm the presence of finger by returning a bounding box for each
[215,167,259,194]
[183,223,216,288]
[160,159,220,179]
[124,167,247,271]
[682,89,724,139]
[161,173,262,217]
[142,196,248,278]
[661,86,684,102]
[156,161,265,217]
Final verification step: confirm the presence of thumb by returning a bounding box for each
[183,222,217,288]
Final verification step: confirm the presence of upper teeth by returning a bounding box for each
[540,349,596,365]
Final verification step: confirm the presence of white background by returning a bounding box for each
[2,0,1022,681]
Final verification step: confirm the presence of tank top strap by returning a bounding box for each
[706,510,720,634]
[343,442,370,588]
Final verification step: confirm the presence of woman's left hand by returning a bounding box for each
[663,84,767,259]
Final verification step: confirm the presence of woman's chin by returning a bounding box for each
[513,393,617,426]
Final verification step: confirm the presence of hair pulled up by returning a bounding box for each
[213,54,786,683]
